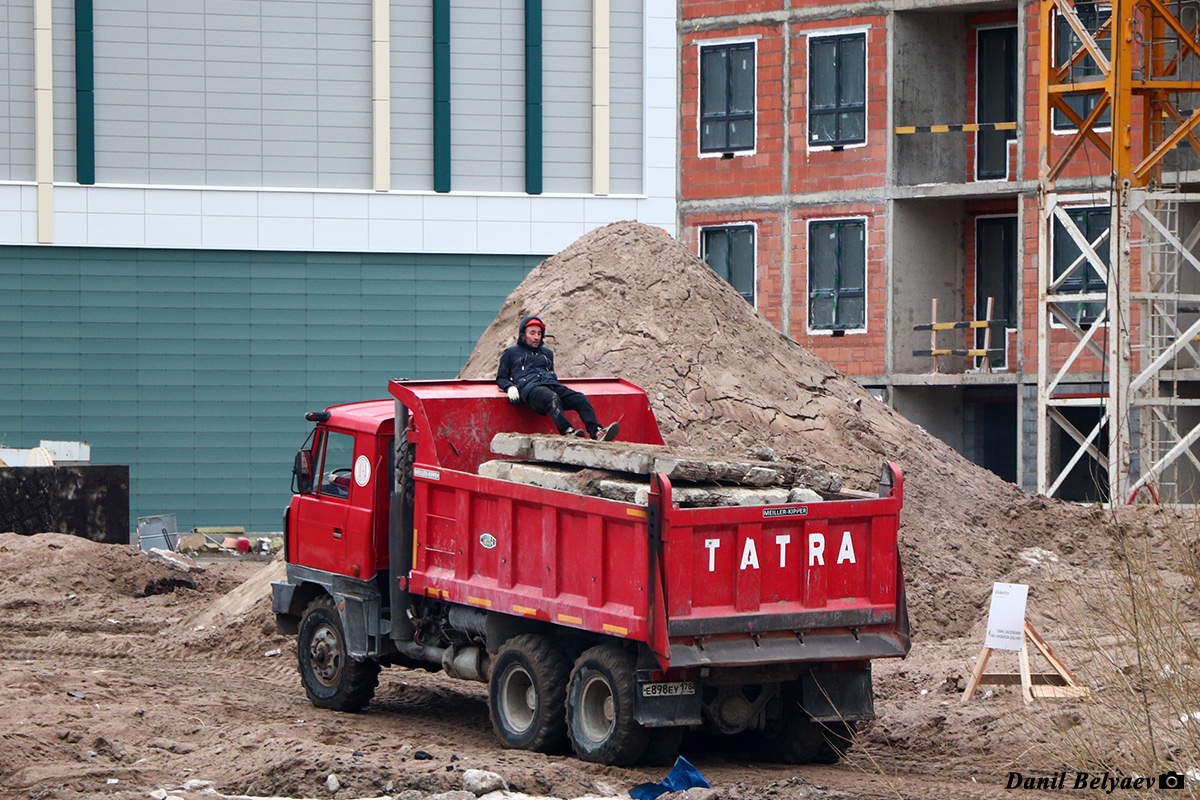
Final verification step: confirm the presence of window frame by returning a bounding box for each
[697,38,758,157]
[806,216,869,334]
[806,27,869,152]
[974,24,1018,181]
[1050,5,1112,134]
[1050,204,1110,329]
[974,213,1019,369]
[700,223,758,307]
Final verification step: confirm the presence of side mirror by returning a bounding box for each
[294,450,313,494]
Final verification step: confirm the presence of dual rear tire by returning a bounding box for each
[489,640,662,766]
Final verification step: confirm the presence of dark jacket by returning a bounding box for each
[496,315,561,395]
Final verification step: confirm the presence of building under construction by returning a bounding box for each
[680,0,1200,504]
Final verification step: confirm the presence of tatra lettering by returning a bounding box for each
[809,533,825,566]
[705,538,720,572]
[776,534,790,568]
[740,538,759,570]
[837,531,856,564]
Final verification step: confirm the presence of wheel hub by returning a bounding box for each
[579,674,617,743]
[309,625,343,686]
[500,666,537,733]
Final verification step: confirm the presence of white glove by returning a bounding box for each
[507,386,520,403]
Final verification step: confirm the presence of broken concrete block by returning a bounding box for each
[597,479,645,503]
[477,460,514,481]
[490,433,532,458]
[529,438,654,473]
[788,487,823,504]
[506,463,584,494]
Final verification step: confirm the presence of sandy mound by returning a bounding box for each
[460,221,1119,639]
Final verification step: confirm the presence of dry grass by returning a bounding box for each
[1040,505,1200,797]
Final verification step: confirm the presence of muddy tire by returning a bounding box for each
[758,685,851,764]
[640,725,685,766]
[297,596,380,711]
[488,634,570,753]
[813,720,855,764]
[566,645,647,766]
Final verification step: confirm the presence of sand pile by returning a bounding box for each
[460,221,1118,639]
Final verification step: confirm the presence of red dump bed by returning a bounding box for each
[390,378,908,669]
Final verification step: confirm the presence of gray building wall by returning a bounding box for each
[609,0,644,193]
[451,0,527,192]
[13,0,647,194]
[393,1,434,190]
[87,0,374,189]
[2,2,33,182]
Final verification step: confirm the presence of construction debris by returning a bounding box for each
[482,433,840,508]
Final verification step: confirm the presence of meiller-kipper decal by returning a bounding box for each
[703,531,858,571]
[763,506,808,518]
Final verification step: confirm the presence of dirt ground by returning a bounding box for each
[0,533,1083,800]
[4,221,1199,799]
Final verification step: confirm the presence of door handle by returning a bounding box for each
[333,528,343,539]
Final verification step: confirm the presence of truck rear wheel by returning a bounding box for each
[298,596,380,711]
[488,634,569,753]
[566,645,647,766]
[758,685,853,764]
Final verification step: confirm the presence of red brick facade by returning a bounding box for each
[679,0,1121,384]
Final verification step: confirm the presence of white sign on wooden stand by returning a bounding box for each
[961,582,1088,704]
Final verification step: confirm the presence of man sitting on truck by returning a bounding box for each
[497,315,619,441]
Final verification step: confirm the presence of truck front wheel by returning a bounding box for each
[566,645,648,766]
[298,596,380,711]
[488,634,569,753]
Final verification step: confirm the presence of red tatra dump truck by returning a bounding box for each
[273,378,910,766]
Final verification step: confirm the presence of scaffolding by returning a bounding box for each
[1037,0,1200,503]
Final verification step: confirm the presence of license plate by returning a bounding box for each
[642,681,695,697]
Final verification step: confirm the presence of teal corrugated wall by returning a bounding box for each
[0,246,540,533]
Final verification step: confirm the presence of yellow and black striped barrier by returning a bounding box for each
[914,319,1007,332]
[894,122,1017,134]
[914,348,1006,358]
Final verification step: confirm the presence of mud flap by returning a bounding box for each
[272,581,299,634]
[634,671,702,727]
[801,666,874,722]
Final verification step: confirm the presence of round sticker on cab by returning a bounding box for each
[354,455,371,487]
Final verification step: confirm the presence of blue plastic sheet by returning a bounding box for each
[630,756,711,800]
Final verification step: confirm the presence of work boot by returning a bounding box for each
[594,422,620,442]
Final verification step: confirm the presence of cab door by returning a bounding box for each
[293,428,356,574]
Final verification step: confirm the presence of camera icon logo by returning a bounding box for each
[1160,771,1186,790]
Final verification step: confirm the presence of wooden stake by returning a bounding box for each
[982,296,995,371]
[931,298,939,374]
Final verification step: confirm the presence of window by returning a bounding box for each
[809,219,866,330]
[975,216,1018,367]
[317,430,356,498]
[1052,206,1109,326]
[976,27,1017,180]
[1053,6,1111,131]
[702,226,755,304]
[700,42,755,153]
[809,32,866,148]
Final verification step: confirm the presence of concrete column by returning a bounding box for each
[593,0,611,196]
[35,0,54,243]
[372,0,391,192]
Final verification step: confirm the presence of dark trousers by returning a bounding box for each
[524,384,600,435]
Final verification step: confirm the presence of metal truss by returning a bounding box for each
[1037,0,1200,502]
